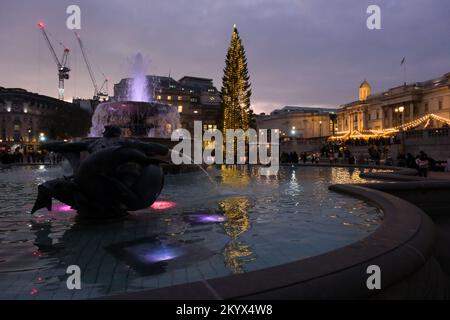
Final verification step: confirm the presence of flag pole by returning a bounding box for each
[404,61,406,86]
[402,57,407,86]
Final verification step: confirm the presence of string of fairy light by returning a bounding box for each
[330,113,450,140]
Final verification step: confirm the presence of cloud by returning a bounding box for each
[0,0,449,114]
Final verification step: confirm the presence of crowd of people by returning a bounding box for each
[0,148,62,165]
[396,151,447,177]
[280,151,322,164]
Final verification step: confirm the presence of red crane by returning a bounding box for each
[37,21,70,100]
[74,32,109,100]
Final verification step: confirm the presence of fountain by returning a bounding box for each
[29,53,185,220]
[89,53,180,138]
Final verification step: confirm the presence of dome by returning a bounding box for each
[359,80,371,101]
[360,80,371,89]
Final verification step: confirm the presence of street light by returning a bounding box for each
[394,106,406,157]
[394,106,405,127]
[39,132,46,142]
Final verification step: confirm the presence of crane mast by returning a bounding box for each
[74,32,108,100]
[37,22,70,101]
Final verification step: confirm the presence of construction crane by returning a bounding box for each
[37,22,70,100]
[74,32,109,100]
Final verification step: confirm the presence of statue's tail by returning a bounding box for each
[31,186,53,214]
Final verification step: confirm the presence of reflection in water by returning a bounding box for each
[52,204,75,213]
[219,196,254,273]
[220,196,251,239]
[219,165,251,188]
[223,241,254,274]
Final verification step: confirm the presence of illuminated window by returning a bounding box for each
[178,105,183,113]
[157,95,162,100]
[194,110,199,114]
[167,96,172,101]
[178,96,183,101]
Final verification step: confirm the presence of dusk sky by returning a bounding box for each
[0,0,449,114]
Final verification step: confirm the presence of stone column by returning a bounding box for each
[410,103,414,121]
[388,107,393,128]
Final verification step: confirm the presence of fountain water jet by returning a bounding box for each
[128,53,151,103]
[89,53,180,138]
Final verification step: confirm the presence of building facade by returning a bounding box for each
[256,106,337,139]
[114,75,222,133]
[0,87,91,153]
[336,72,450,136]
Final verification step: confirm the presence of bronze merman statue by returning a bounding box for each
[31,126,168,220]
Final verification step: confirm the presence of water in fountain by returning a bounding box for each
[89,53,180,138]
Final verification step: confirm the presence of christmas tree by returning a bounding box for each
[221,25,252,134]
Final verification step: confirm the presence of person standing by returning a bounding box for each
[416,151,429,178]
[329,152,334,164]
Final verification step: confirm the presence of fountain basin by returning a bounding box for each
[89,101,180,138]
[0,165,388,299]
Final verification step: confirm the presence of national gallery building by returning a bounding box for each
[256,72,450,143]
[334,72,450,140]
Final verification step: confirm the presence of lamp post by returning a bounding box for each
[394,106,406,156]
[394,106,405,127]
[399,106,405,126]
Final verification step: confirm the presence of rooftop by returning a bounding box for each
[269,106,337,115]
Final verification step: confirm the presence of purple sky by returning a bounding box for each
[0,0,449,114]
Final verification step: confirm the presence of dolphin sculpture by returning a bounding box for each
[31,126,169,220]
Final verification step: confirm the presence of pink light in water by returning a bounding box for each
[30,288,39,295]
[32,250,43,257]
[151,200,176,210]
[52,204,74,213]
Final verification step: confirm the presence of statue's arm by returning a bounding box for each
[122,140,169,157]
